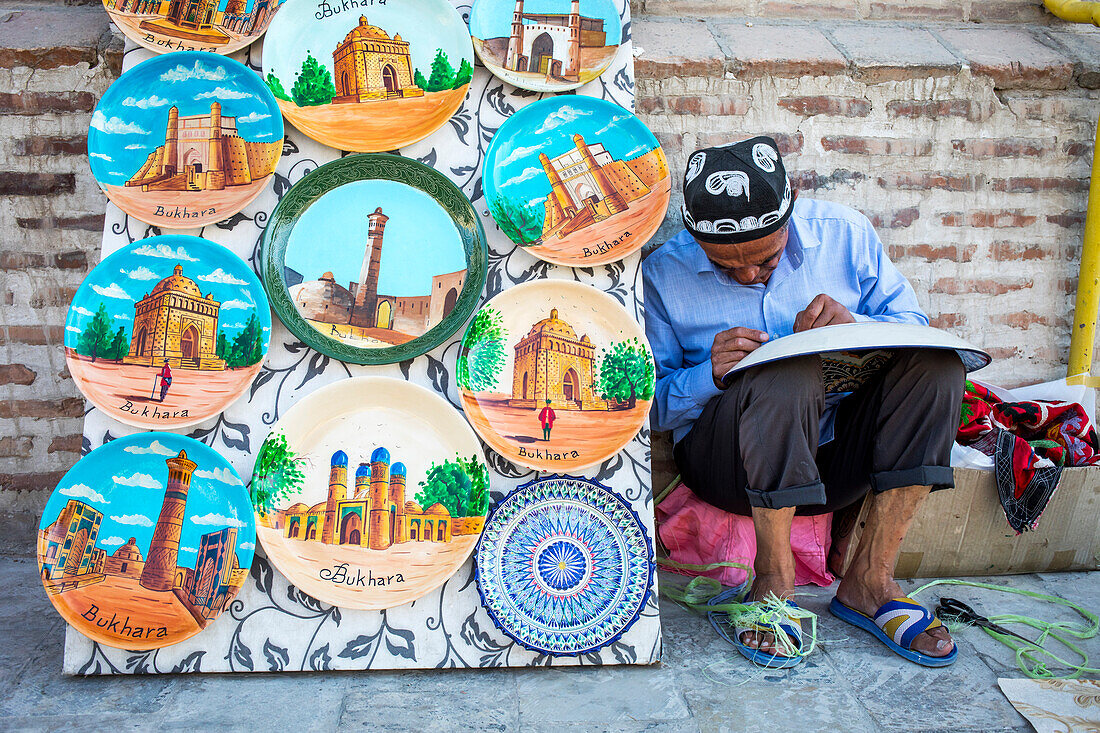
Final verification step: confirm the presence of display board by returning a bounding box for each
[64,0,661,674]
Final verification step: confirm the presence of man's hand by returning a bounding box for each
[711,327,769,389]
[793,294,855,333]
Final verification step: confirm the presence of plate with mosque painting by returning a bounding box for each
[482,95,670,267]
[251,376,490,610]
[103,0,286,56]
[37,432,255,650]
[261,154,487,364]
[261,0,472,152]
[88,52,283,230]
[456,279,654,472]
[65,234,271,429]
[469,0,622,93]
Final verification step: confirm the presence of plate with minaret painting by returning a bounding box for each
[37,432,255,650]
[88,52,283,230]
[469,0,622,93]
[251,376,490,610]
[102,0,286,56]
[261,154,487,365]
[482,95,670,267]
[65,234,271,429]
[261,0,472,152]
[456,279,654,472]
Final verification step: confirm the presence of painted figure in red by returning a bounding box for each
[158,360,172,402]
[538,399,555,441]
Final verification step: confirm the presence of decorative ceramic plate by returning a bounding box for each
[722,322,991,391]
[475,475,653,655]
[103,0,286,56]
[66,235,271,429]
[261,0,472,152]
[252,376,490,610]
[469,0,622,93]
[482,95,670,267]
[262,154,487,364]
[456,279,653,472]
[88,52,283,230]
[37,432,256,650]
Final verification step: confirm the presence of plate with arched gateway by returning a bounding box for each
[102,0,286,56]
[456,279,655,472]
[261,0,472,152]
[88,52,283,230]
[251,376,490,610]
[262,154,487,365]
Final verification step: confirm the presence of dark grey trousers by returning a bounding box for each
[673,349,965,516]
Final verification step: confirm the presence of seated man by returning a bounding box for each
[642,137,963,667]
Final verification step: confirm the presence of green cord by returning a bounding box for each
[910,578,1100,680]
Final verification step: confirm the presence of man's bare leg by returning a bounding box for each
[835,485,954,657]
[740,505,797,655]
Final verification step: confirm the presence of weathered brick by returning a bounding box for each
[868,2,963,20]
[653,131,683,157]
[877,172,980,191]
[990,177,1089,193]
[0,437,33,459]
[930,278,1032,295]
[633,20,725,79]
[0,471,67,492]
[640,94,749,116]
[0,7,113,70]
[991,241,1055,261]
[48,434,83,455]
[887,244,976,261]
[951,138,1054,158]
[1047,211,1086,228]
[985,346,1022,361]
[886,99,989,122]
[929,313,966,329]
[0,398,85,419]
[0,325,65,345]
[789,169,866,191]
[695,132,803,154]
[0,91,96,115]
[16,214,105,231]
[713,23,847,77]
[864,206,920,229]
[1064,141,1092,158]
[829,24,960,82]
[778,95,870,117]
[820,136,932,156]
[0,172,75,195]
[0,364,36,385]
[0,250,89,270]
[27,287,79,309]
[13,134,87,156]
[939,210,1037,228]
[994,311,1052,329]
[938,28,1074,90]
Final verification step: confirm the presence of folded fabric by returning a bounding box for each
[655,482,834,587]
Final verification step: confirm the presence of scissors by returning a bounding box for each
[936,597,1035,646]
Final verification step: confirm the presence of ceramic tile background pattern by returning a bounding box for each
[64,0,660,674]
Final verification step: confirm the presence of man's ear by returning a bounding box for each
[790,183,800,203]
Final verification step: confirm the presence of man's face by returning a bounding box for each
[695,223,790,286]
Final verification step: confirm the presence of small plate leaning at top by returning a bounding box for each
[101,0,286,56]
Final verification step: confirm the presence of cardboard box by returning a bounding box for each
[829,466,1100,579]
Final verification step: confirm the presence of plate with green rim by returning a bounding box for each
[261,154,487,365]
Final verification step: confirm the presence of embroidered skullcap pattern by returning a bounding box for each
[685,151,706,185]
[752,142,778,172]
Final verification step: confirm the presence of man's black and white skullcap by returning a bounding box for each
[680,136,793,245]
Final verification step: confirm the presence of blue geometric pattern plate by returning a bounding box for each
[475,475,653,656]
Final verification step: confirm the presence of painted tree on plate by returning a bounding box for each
[415,455,489,518]
[75,303,115,362]
[291,53,336,106]
[489,195,543,245]
[108,326,128,360]
[596,338,655,409]
[219,313,265,368]
[251,431,306,516]
[453,58,473,89]
[266,72,291,101]
[457,307,507,392]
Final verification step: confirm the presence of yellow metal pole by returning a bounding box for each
[1043,0,1100,25]
[1067,119,1100,386]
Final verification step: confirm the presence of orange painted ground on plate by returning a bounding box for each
[472,40,619,91]
[460,393,651,472]
[276,87,468,153]
[106,10,254,53]
[305,320,416,347]
[103,177,271,229]
[256,524,479,610]
[50,574,205,649]
[524,176,672,267]
[67,352,262,429]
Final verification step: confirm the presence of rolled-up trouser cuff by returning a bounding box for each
[871,465,955,493]
[744,480,827,509]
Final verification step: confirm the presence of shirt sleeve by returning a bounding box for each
[643,262,723,434]
[853,217,929,326]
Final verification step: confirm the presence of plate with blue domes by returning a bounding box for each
[252,376,490,610]
[475,475,653,655]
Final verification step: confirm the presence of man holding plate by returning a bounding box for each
[642,137,964,668]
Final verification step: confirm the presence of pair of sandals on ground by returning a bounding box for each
[711,590,957,669]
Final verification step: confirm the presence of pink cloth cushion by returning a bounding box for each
[655,482,835,588]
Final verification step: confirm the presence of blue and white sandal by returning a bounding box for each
[708,588,806,669]
[829,596,958,667]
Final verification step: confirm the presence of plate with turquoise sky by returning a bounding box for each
[88,51,283,230]
[483,95,670,267]
[469,0,621,92]
[262,154,487,365]
[37,432,255,650]
[103,0,286,56]
[65,234,271,430]
[261,0,472,152]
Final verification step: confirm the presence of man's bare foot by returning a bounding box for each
[835,576,954,658]
[738,572,797,656]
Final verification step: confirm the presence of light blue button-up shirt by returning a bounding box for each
[642,197,928,444]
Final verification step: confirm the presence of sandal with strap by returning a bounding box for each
[708,588,806,669]
[830,595,958,667]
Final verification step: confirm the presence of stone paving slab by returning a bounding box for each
[3,556,1099,732]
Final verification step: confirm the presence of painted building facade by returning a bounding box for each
[504,0,606,80]
[140,449,197,592]
[38,499,107,587]
[186,526,246,619]
[332,16,425,104]
[103,537,146,578]
[124,264,227,371]
[510,308,607,410]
